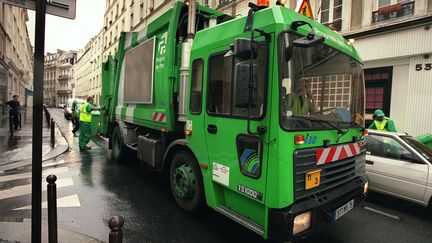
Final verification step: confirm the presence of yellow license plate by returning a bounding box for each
[305,170,321,190]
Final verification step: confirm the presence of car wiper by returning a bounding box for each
[291,115,347,135]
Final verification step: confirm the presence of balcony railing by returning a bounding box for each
[372,1,415,23]
[58,75,70,80]
[57,90,72,95]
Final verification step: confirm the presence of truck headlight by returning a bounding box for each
[293,211,311,235]
[364,181,369,194]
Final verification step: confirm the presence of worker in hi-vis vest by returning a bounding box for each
[285,78,316,115]
[79,96,100,151]
[368,109,397,132]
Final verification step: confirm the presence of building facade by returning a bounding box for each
[74,30,104,104]
[44,50,77,107]
[0,3,33,109]
[320,0,432,136]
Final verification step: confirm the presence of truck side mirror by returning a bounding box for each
[234,63,258,108]
[232,38,257,61]
[293,33,324,48]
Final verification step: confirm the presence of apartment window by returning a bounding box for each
[320,0,343,31]
[373,0,414,23]
[140,2,144,19]
[130,13,134,29]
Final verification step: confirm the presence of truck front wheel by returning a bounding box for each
[111,126,126,162]
[169,151,204,212]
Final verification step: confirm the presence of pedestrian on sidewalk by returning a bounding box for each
[79,96,100,151]
[5,95,20,131]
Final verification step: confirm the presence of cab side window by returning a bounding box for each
[190,59,204,114]
[366,135,412,160]
[207,43,268,118]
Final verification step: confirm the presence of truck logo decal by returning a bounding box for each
[237,184,263,201]
[158,32,168,56]
[316,142,362,165]
[152,112,166,122]
[240,148,260,175]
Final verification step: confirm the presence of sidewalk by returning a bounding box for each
[0,108,69,173]
[0,108,102,242]
[0,219,101,243]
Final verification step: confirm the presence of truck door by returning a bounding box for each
[204,42,271,221]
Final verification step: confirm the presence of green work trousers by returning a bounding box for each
[79,121,92,149]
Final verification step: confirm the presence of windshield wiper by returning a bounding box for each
[349,121,366,132]
[291,115,347,135]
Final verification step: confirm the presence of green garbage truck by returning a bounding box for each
[99,1,368,241]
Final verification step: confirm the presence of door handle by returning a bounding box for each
[366,160,374,165]
[207,124,218,134]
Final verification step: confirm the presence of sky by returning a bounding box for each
[27,0,106,54]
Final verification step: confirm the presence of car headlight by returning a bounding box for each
[293,211,311,235]
[364,181,369,194]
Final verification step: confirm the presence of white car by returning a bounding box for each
[365,130,432,209]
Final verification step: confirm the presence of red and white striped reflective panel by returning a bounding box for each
[152,112,166,122]
[316,142,362,165]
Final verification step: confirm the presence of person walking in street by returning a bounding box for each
[71,100,80,137]
[368,109,397,132]
[79,96,100,151]
[5,95,20,131]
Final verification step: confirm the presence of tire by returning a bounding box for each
[111,126,126,162]
[169,151,204,212]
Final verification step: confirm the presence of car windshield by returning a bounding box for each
[279,32,365,131]
[402,136,432,162]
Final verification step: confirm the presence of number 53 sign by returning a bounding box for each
[415,63,432,71]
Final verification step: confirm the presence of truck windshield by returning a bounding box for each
[279,32,365,131]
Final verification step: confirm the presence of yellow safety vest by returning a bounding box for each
[291,95,313,115]
[374,119,388,131]
[79,102,92,122]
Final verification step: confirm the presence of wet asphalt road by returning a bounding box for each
[0,108,431,242]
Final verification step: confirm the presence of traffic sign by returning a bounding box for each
[297,0,314,19]
[0,0,76,19]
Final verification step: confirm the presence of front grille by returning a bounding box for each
[293,144,366,200]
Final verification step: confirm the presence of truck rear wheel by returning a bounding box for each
[111,126,126,162]
[169,151,204,212]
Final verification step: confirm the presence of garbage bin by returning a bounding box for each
[416,133,432,149]
[91,110,101,137]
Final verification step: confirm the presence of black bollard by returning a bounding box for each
[46,110,51,127]
[46,175,58,243]
[50,119,55,147]
[108,215,124,243]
